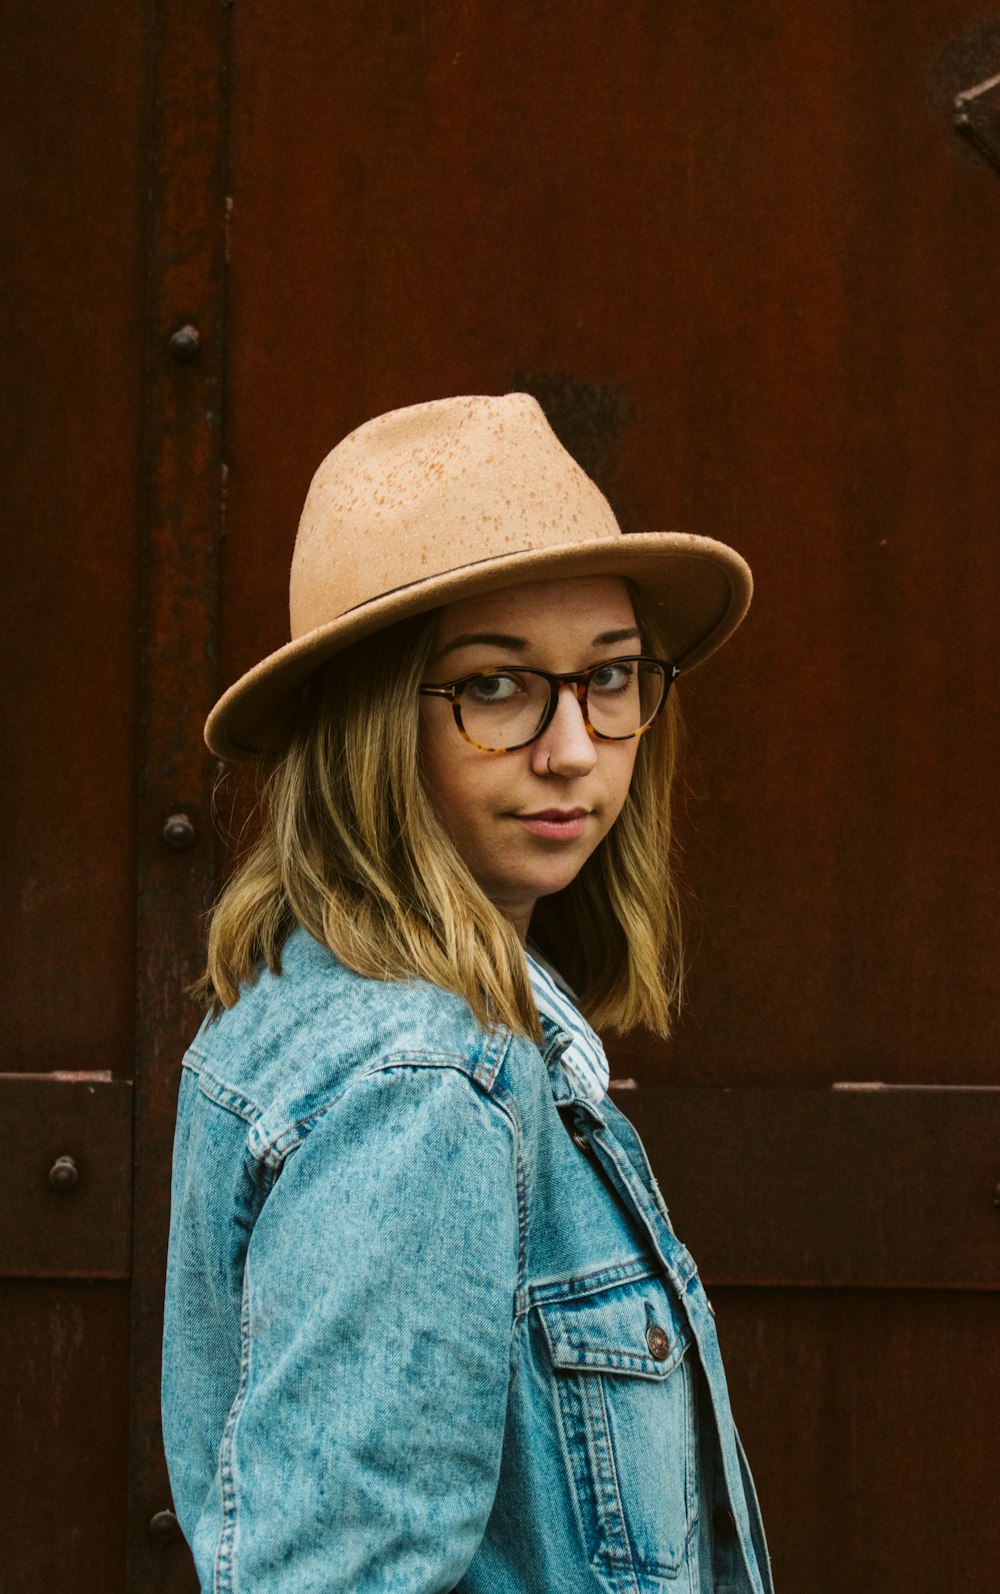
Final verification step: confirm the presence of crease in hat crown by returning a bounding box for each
[205,391,753,760]
[290,392,620,639]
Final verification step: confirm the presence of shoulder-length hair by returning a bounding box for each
[199,595,684,1039]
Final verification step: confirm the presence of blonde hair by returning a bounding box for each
[199,602,684,1039]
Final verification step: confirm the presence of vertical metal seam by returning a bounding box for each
[129,0,232,1584]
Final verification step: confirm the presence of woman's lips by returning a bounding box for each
[514,808,590,841]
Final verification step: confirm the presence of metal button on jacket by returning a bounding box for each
[646,1322,671,1360]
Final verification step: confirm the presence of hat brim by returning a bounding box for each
[205,532,752,760]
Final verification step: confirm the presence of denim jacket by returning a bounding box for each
[163,928,772,1594]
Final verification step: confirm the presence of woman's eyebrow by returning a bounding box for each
[434,625,643,662]
[433,631,529,660]
[594,627,642,647]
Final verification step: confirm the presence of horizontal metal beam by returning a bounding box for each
[0,1074,132,1278]
[8,1072,994,1291]
[616,1085,1000,1290]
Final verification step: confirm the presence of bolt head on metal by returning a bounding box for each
[48,1155,78,1192]
[169,323,200,360]
[149,1509,182,1547]
[163,813,196,851]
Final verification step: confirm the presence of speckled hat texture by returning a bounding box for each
[205,392,753,760]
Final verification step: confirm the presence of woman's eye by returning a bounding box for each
[466,672,522,705]
[591,662,634,693]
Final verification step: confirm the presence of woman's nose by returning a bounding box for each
[530,685,597,777]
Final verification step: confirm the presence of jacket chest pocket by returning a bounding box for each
[537,1275,698,1585]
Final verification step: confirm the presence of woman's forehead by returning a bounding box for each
[434,575,637,647]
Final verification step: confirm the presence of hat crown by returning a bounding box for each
[289,393,621,639]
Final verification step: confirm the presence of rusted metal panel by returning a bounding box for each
[714,1288,1000,1594]
[128,0,228,1582]
[0,0,145,1581]
[620,1085,1000,1289]
[226,0,1000,1092]
[1,1280,131,1589]
[0,0,144,1076]
[0,1075,132,1279]
[215,16,1000,1591]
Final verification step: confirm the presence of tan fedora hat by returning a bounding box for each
[206,392,752,760]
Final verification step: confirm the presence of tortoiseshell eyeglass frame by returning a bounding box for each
[418,655,678,753]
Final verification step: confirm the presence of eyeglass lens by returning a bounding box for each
[459,660,666,750]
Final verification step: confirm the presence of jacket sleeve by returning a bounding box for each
[184,1060,521,1593]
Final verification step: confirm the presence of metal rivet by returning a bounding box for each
[48,1155,78,1192]
[163,813,196,851]
[168,324,200,360]
[149,1509,182,1547]
[645,1322,671,1361]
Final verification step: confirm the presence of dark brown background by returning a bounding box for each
[2,2,999,1589]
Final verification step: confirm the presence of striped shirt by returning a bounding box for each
[525,951,610,1106]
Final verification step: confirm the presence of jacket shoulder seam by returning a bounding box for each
[184,1054,263,1125]
[247,1047,518,1170]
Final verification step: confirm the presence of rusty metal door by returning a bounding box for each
[1,0,225,1586]
[3,2,999,1590]
[218,10,1000,1585]
[1,0,143,1583]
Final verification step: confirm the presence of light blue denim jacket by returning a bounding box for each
[163,928,772,1594]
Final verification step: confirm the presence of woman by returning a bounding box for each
[163,393,772,1594]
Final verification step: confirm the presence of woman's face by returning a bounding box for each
[418,575,643,939]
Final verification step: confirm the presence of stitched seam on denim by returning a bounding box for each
[591,1130,697,1293]
[592,1375,644,1586]
[602,1101,678,1226]
[247,1053,518,1168]
[537,1302,692,1381]
[552,1313,690,1368]
[683,1357,701,1557]
[213,1262,252,1593]
[608,1364,695,1580]
[366,1046,506,1091]
[527,1257,659,1308]
[554,1331,690,1590]
[484,1076,527,1377]
[480,1022,514,1089]
[555,1085,608,1123]
[549,1340,606,1571]
[592,1353,698,1581]
[550,1347,681,1379]
[498,1084,528,1332]
[187,1056,263,1124]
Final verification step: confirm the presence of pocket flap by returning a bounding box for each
[537,1274,692,1380]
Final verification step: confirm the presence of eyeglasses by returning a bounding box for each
[419,655,677,752]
